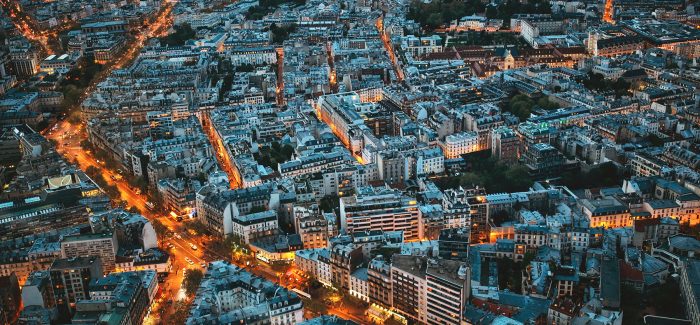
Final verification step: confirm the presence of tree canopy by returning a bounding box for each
[183,269,204,296]
[582,72,631,98]
[435,152,533,193]
[504,94,560,122]
[158,24,196,47]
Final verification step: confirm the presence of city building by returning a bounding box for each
[60,232,118,274]
[186,261,304,324]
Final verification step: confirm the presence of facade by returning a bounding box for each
[491,127,520,164]
[425,259,470,325]
[294,207,330,249]
[368,257,392,309]
[60,232,118,274]
[580,197,631,228]
[440,131,480,159]
[350,267,370,302]
[231,210,279,244]
[330,243,363,291]
[0,273,20,325]
[21,271,55,308]
[340,186,421,240]
[49,257,103,315]
[391,255,428,324]
[679,259,700,325]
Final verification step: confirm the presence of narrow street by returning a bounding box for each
[198,112,242,189]
[276,47,285,105]
[376,15,404,82]
[326,41,338,93]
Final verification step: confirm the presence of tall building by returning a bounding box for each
[391,255,428,324]
[339,186,420,240]
[294,206,330,249]
[60,232,118,274]
[444,186,489,242]
[438,228,471,261]
[367,257,392,309]
[22,271,55,308]
[522,143,565,177]
[425,259,470,325]
[83,271,151,325]
[491,126,520,164]
[49,257,103,316]
[9,41,40,77]
[679,259,700,325]
[330,243,364,292]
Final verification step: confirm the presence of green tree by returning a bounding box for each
[270,23,297,44]
[188,220,211,236]
[171,301,191,324]
[536,97,559,110]
[319,195,339,212]
[151,219,168,244]
[159,24,196,46]
[183,269,204,296]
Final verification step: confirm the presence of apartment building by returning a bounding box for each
[231,210,279,244]
[340,186,421,240]
[580,197,631,228]
[60,232,118,274]
[439,131,480,159]
[294,207,330,249]
[425,259,470,325]
[391,255,428,323]
[49,257,103,315]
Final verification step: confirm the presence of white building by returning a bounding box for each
[230,46,277,66]
[350,267,370,302]
[439,132,479,159]
[231,210,279,244]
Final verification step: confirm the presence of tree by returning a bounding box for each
[171,301,190,324]
[159,24,196,46]
[270,23,297,44]
[151,219,168,244]
[79,139,93,150]
[536,97,559,110]
[505,94,535,121]
[319,195,339,212]
[188,220,211,236]
[485,4,499,18]
[183,269,204,296]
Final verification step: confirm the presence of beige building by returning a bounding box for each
[60,232,118,274]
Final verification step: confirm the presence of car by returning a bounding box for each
[175,233,182,239]
[188,260,194,265]
[200,262,207,268]
[189,243,198,251]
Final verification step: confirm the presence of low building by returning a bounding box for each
[186,261,304,324]
[231,210,279,244]
[440,132,480,159]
